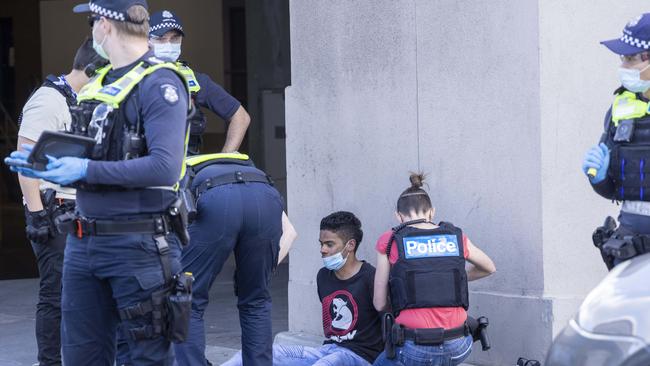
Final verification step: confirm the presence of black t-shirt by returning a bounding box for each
[317,261,383,363]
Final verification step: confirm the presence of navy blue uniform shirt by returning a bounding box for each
[194,72,240,122]
[77,51,188,218]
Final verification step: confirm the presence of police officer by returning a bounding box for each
[148,9,250,155]
[6,0,191,364]
[15,37,104,366]
[582,13,650,268]
[173,152,294,366]
[372,173,496,366]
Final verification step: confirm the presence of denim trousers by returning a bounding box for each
[222,344,372,366]
[372,336,473,366]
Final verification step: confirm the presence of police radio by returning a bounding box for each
[122,128,144,160]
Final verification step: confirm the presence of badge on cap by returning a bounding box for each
[163,10,173,18]
[160,84,179,104]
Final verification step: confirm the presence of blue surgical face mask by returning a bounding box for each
[322,245,350,271]
[618,64,650,93]
[153,42,182,62]
[92,23,109,60]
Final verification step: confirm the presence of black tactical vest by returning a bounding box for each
[387,221,469,317]
[605,90,650,201]
[18,75,76,126]
[187,98,207,156]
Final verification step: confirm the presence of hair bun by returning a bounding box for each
[409,172,425,189]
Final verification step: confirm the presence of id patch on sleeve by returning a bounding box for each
[402,235,460,259]
[160,83,179,105]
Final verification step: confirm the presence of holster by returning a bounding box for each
[166,271,194,342]
[167,197,190,246]
[592,216,618,270]
[118,236,194,343]
[467,316,491,351]
[179,187,197,224]
[382,313,397,359]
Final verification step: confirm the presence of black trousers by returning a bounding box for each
[30,232,66,366]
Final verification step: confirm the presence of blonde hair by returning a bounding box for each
[110,6,149,38]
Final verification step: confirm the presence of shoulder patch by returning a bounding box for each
[160,83,179,104]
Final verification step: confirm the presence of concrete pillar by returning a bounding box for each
[286,0,646,364]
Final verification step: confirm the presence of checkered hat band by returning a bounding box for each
[150,22,183,33]
[89,2,126,22]
[621,34,650,50]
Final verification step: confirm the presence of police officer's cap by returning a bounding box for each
[602,13,650,55]
[149,10,185,37]
[73,0,149,23]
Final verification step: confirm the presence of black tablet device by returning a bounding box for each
[26,131,96,170]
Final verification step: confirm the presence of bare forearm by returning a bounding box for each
[18,175,43,211]
[222,106,250,153]
[16,136,43,211]
[467,265,494,281]
[277,212,297,264]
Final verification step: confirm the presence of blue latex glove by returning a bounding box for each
[4,144,41,179]
[37,156,89,185]
[582,143,610,184]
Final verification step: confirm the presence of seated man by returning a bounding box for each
[222,211,383,366]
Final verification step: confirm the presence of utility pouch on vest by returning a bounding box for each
[609,145,650,201]
[54,210,77,235]
[166,271,194,342]
[122,129,145,160]
[167,197,190,246]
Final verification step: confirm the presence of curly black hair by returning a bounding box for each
[320,211,363,252]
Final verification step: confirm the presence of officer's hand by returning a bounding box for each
[25,209,54,244]
[582,143,610,184]
[37,156,89,186]
[4,144,39,178]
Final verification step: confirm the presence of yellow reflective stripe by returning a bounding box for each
[78,61,192,110]
[176,62,201,93]
[611,91,649,126]
[178,127,192,184]
[185,153,250,167]
[77,66,112,103]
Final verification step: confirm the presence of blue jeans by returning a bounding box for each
[222,344,372,366]
[372,336,473,366]
[61,232,182,366]
[173,182,283,366]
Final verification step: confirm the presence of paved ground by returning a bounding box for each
[0,254,288,366]
[0,256,476,366]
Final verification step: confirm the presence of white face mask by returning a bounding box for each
[92,24,109,60]
[618,64,650,93]
[153,42,181,62]
[322,248,349,271]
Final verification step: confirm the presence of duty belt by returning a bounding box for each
[394,323,469,346]
[57,215,171,238]
[194,171,273,197]
[605,235,650,261]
